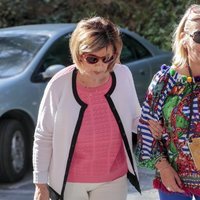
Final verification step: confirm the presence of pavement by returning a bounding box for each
[0,167,159,200]
[127,168,159,200]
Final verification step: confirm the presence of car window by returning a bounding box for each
[120,33,151,63]
[40,34,72,72]
[0,34,48,78]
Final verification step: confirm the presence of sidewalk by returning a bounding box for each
[127,168,159,200]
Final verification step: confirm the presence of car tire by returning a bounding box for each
[0,119,27,182]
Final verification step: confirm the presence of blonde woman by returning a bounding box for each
[137,4,200,200]
[33,17,141,200]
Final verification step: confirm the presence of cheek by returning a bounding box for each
[196,44,200,50]
[188,42,200,53]
[193,45,200,54]
[188,45,200,61]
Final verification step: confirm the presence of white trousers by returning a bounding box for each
[64,175,128,200]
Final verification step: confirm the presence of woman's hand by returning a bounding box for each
[160,165,184,193]
[148,120,164,139]
[34,184,49,200]
[156,159,184,193]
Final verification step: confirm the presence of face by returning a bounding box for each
[184,20,200,64]
[79,45,115,80]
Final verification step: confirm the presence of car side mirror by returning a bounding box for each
[41,64,65,79]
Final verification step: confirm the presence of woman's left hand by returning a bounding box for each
[148,120,164,139]
[34,184,49,200]
[159,164,184,193]
[156,159,184,193]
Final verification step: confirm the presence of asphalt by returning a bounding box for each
[0,167,159,200]
[127,168,159,200]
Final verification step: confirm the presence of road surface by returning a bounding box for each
[0,168,159,200]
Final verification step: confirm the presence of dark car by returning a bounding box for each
[0,24,172,182]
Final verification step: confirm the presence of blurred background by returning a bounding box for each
[0,1,199,199]
[1,0,200,51]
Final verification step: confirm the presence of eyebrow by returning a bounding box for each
[86,53,112,57]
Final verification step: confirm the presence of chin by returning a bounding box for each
[94,72,101,75]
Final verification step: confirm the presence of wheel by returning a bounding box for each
[0,119,28,182]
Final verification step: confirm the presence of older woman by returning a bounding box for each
[33,16,141,200]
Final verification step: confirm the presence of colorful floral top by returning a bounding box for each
[136,65,200,195]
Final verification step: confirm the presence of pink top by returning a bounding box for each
[67,76,128,183]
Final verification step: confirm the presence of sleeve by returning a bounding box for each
[128,69,141,134]
[32,80,59,183]
[136,67,170,169]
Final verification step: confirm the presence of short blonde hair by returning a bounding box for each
[172,4,200,68]
[69,16,122,71]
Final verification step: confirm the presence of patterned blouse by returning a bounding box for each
[136,65,200,194]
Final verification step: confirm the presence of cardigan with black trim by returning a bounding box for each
[33,64,141,198]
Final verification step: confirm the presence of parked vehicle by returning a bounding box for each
[0,24,172,182]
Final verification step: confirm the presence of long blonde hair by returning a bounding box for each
[172,4,200,68]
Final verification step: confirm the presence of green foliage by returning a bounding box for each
[1,0,200,50]
[134,0,199,50]
[0,0,27,27]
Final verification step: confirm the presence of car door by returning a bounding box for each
[120,33,152,105]
[31,34,73,119]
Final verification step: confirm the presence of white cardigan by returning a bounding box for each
[33,63,141,196]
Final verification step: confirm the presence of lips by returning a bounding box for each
[94,71,102,75]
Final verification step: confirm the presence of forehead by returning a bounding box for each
[186,19,200,32]
[91,45,114,55]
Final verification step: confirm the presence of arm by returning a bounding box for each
[136,68,169,169]
[34,184,49,200]
[127,68,141,134]
[33,80,59,197]
[127,70,141,149]
[148,120,164,139]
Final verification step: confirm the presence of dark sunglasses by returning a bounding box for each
[186,30,200,44]
[82,54,115,64]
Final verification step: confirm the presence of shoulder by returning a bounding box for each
[152,64,171,83]
[113,63,132,80]
[47,64,76,89]
[148,64,173,92]
[113,63,130,73]
[50,64,75,83]
[144,65,176,109]
[139,65,173,120]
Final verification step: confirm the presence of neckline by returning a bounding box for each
[76,75,112,93]
[72,68,116,106]
[77,70,111,88]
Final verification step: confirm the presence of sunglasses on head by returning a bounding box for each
[82,54,115,64]
[186,30,200,44]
